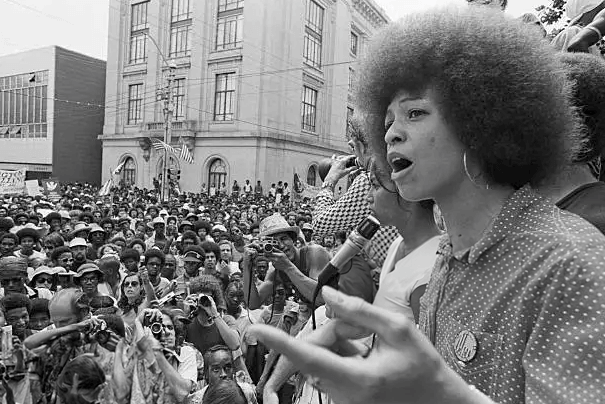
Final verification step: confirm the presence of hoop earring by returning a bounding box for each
[463,152,489,190]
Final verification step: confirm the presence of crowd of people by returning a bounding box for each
[0,1,604,404]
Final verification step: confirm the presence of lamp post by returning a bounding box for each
[146,33,176,202]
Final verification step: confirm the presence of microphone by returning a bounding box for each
[312,215,381,328]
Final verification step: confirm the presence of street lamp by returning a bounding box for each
[146,33,176,202]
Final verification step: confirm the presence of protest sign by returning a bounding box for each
[41,178,61,202]
[25,179,42,196]
[0,169,26,195]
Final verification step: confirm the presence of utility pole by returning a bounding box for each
[147,33,177,202]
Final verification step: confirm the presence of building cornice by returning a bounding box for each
[352,0,390,28]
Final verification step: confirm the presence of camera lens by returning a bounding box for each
[96,330,110,345]
[263,243,274,253]
[199,295,211,307]
[150,322,163,334]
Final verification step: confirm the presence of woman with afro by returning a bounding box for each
[250,4,605,404]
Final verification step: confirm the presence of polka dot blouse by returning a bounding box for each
[419,185,605,404]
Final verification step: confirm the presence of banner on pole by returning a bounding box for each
[0,169,26,195]
[41,178,61,202]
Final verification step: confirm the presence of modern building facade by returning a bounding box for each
[100,0,389,193]
[0,46,106,183]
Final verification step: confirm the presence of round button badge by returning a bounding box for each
[454,330,478,363]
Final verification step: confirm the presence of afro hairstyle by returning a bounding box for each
[356,4,580,189]
[559,52,605,164]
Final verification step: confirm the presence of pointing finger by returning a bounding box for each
[249,324,362,385]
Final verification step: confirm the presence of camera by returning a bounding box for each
[318,155,360,182]
[259,238,281,254]
[143,313,164,338]
[198,294,212,308]
[90,320,111,345]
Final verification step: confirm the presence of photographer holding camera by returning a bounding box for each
[112,307,198,403]
[184,276,240,356]
[242,214,331,309]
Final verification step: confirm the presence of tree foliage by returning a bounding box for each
[536,0,568,26]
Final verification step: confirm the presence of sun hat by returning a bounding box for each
[73,263,104,278]
[69,222,91,239]
[69,237,88,248]
[258,213,300,239]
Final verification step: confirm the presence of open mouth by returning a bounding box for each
[390,157,413,173]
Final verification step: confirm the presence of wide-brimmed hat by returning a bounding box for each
[74,263,104,278]
[178,220,193,232]
[54,266,78,277]
[0,256,28,277]
[69,237,88,248]
[152,217,165,227]
[29,266,60,282]
[259,213,299,239]
[88,224,106,236]
[16,224,46,241]
[69,222,90,238]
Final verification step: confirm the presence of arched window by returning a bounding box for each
[120,157,136,186]
[307,165,317,186]
[208,158,227,191]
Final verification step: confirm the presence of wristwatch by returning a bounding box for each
[321,181,335,192]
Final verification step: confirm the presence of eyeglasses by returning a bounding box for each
[80,276,98,284]
[36,276,53,284]
[123,281,139,288]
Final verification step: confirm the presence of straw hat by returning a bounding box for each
[258,213,299,239]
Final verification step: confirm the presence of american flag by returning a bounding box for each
[179,139,194,164]
[112,160,126,175]
[150,138,179,155]
[98,178,112,196]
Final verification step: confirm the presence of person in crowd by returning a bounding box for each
[0,233,18,259]
[250,5,605,404]
[29,297,51,331]
[2,293,32,341]
[120,247,140,274]
[29,266,59,296]
[113,308,198,403]
[146,217,168,250]
[200,240,230,288]
[68,238,91,273]
[0,256,52,299]
[99,218,115,239]
[175,245,205,296]
[51,246,74,270]
[15,226,46,265]
[243,180,253,195]
[539,52,605,233]
[254,181,263,196]
[184,276,240,356]
[243,214,331,308]
[118,268,157,332]
[73,263,106,300]
[553,0,605,55]
[96,255,122,299]
[162,253,178,280]
[218,240,240,276]
[45,212,63,235]
[128,238,146,256]
[42,233,65,263]
[311,116,399,269]
[68,222,90,241]
[187,345,257,404]
[87,225,107,261]
[144,248,172,298]
[55,354,106,404]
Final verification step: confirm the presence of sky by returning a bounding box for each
[0,0,552,60]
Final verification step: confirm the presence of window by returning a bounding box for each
[214,73,236,121]
[348,68,355,92]
[170,25,192,57]
[304,0,324,68]
[307,165,317,186]
[129,1,149,64]
[301,86,318,132]
[216,0,244,50]
[350,31,358,55]
[127,84,143,125]
[170,0,192,57]
[122,157,137,186]
[171,0,191,22]
[173,78,186,120]
[218,0,244,12]
[0,70,48,138]
[208,158,228,190]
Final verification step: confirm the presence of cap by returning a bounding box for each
[212,224,227,233]
[69,237,88,248]
[74,263,104,278]
[182,250,203,262]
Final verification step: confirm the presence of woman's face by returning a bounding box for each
[124,229,135,241]
[367,169,411,226]
[384,89,464,202]
[160,314,176,350]
[122,275,141,300]
[133,243,144,255]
